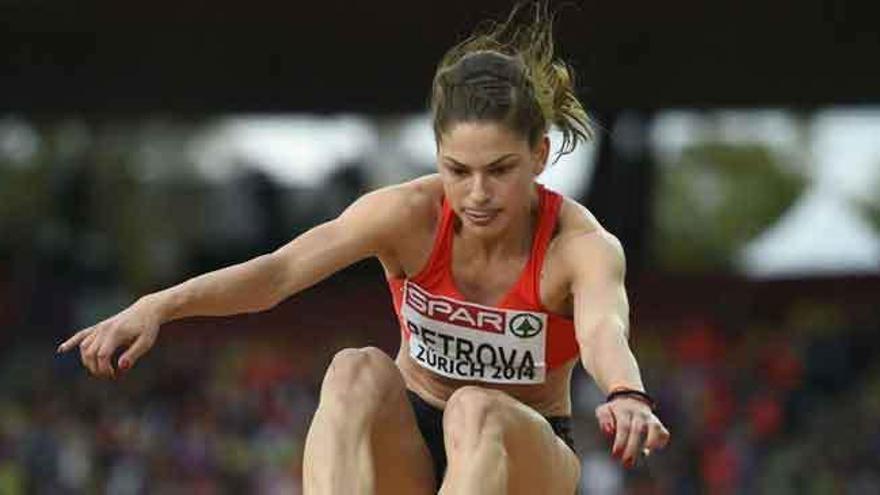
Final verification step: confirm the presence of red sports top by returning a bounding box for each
[387,184,579,384]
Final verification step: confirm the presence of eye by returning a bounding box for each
[489,165,512,176]
[447,165,468,177]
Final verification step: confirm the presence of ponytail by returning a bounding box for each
[430,2,593,162]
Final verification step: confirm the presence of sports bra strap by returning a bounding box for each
[409,196,456,284]
[525,184,563,307]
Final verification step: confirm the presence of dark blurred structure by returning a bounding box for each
[3,0,880,493]
[2,0,879,112]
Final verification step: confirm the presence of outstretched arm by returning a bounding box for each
[151,186,402,321]
[57,185,411,378]
[565,229,670,467]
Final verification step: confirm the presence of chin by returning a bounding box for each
[463,213,508,235]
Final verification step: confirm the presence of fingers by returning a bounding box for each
[58,327,94,353]
[77,326,119,379]
[96,336,121,379]
[67,315,157,379]
[87,335,103,378]
[644,420,671,452]
[118,333,154,373]
[599,400,672,468]
[611,411,631,461]
[595,403,616,438]
[79,332,98,375]
[621,416,646,467]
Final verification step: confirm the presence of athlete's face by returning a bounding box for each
[437,122,548,238]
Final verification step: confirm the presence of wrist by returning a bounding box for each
[138,292,176,323]
[605,387,657,412]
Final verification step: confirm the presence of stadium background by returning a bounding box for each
[2,1,879,493]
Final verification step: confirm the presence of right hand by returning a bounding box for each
[57,297,163,379]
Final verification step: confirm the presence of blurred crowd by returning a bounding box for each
[2,336,318,494]
[1,277,878,494]
[624,296,880,494]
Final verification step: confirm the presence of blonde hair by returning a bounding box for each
[430,2,593,162]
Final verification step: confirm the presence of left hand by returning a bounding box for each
[595,397,670,468]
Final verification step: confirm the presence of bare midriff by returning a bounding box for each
[396,337,576,417]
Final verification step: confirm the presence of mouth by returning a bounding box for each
[463,208,499,226]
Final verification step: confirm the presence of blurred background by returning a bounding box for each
[2,1,879,493]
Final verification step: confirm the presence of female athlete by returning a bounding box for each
[58,4,670,493]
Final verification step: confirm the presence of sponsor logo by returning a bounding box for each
[405,283,504,334]
[401,281,548,384]
[508,313,543,338]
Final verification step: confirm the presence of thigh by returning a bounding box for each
[312,347,437,494]
[406,390,448,490]
[443,386,581,495]
[369,379,437,494]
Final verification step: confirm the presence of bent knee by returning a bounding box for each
[443,386,509,446]
[321,347,403,406]
[445,386,504,416]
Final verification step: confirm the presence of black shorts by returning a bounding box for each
[406,389,578,490]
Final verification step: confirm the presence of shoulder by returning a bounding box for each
[340,174,444,255]
[359,174,442,225]
[550,194,625,280]
[395,173,445,218]
[344,174,441,219]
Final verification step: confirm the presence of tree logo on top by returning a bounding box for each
[508,313,543,338]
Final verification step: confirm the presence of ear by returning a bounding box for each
[533,135,550,176]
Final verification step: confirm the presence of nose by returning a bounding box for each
[468,173,491,205]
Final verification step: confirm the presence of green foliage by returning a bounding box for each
[653,143,806,272]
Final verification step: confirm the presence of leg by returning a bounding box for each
[303,347,435,495]
[439,386,581,495]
